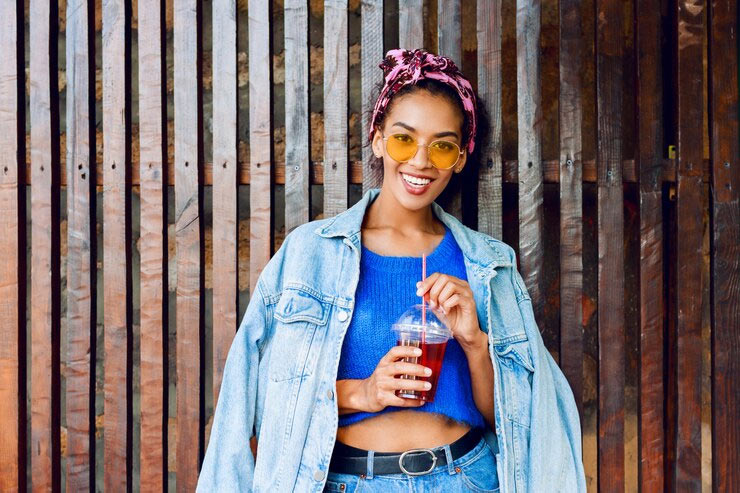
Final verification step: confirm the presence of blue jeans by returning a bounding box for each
[323,436,500,492]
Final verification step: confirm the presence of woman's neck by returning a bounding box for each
[363,186,443,235]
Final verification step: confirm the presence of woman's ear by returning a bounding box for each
[454,150,468,173]
[371,130,384,158]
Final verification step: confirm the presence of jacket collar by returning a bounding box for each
[314,188,511,272]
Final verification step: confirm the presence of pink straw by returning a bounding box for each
[421,252,427,326]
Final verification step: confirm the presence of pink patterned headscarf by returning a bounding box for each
[369,48,478,154]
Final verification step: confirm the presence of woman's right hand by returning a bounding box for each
[358,345,433,413]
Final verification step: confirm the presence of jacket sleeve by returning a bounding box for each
[196,279,272,492]
[510,261,588,493]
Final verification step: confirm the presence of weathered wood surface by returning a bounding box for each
[361,0,384,193]
[398,0,423,49]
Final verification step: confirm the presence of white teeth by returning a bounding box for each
[401,173,431,187]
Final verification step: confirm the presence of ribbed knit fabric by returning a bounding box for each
[337,225,486,429]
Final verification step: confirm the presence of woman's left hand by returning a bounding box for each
[416,273,487,353]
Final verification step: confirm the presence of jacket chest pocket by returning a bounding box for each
[269,287,330,382]
[493,336,534,428]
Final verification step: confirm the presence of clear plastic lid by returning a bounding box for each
[391,304,453,342]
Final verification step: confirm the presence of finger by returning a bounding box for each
[381,344,422,365]
[427,275,452,307]
[436,282,458,308]
[388,362,432,378]
[390,376,433,392]
[441,293,462,313]
[385,393,426,407]
[415,272,441,296]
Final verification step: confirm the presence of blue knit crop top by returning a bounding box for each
[336,225,486,429]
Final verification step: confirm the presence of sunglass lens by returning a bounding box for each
[429,140,460,169]
[387,134,417,162]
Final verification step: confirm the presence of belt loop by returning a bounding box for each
[444,444,455,475]
[366,450,375,480]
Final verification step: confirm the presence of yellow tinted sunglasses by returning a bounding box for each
[381,132,464,170]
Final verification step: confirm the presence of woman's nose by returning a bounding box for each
[408,143,432,169]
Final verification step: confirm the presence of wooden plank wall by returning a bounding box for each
[0,1,737,491]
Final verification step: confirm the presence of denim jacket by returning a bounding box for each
[196,188,586,492]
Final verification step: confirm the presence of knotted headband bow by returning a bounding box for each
[369,48,478,154]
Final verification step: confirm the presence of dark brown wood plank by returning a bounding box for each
[284,0,310,231]
[596,0,625,489]
[0,0,25,490]
[398,0,423,49]
[102,0,131,489]
[361,0,383,193]
[30,0,61,490]
[437,0,462,220]
[516,0,544,320]
[211,0,238,429]
[65,0,95,490]
[476,0,502,240]
[635,0,665,489]
[672,0,704,489]
[138,0,167,489]
[558,0,583,421]
[708,0,740,490]
[323,0,348,218]
[248,0,273,293]
[174,0,203,489]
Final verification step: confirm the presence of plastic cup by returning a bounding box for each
[391,304,452,403]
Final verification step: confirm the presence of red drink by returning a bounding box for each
[395,340,448,402]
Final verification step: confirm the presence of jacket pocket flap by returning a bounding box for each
[493,335,535,373]
[274,287,329,326]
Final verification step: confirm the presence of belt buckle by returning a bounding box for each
[398,448,437,476]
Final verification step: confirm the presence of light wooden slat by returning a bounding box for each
[398,0,423,49]
[595,0,625,489]
[248,0,274,293]
[516,0,544,319]
[138,0,167,489]
[635,0,665,489]
[174,0,203,489]
[323,0,348,218]
[102,0,131,489]
[212,0,238,424]
[0,0,24,490]
[477,0,502,239]
[361,0,383,193]
[30,0,61,489]
[284,0,310,231]
[558,0,583,421]
[708,0,740,489]
[65,0,95,490]
[672,0,705,489]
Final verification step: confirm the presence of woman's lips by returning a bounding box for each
[399,171,433,195]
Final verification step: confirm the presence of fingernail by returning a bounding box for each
[416,281,421,287]
[414,348,422,356]
[424,382,431,390]
[416,288,423,296]
[424,368,432,376]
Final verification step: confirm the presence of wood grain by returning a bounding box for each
[323,0,349,218]
[285,0,310,231]
[672,0,705,489]
[476,0,502,240]
[635,0,665,489]
[516,0,544,320]
[361,0,384,193]
[102,0,132,489]
[708,0,740,490]
[174,0,203,489]
[596,0,625,489]
[30,0,61,490]
[398,0,423,49]
[65,0,95,490]
[0,1,25,490]
[138,0,167,489]
[558,0,583,421]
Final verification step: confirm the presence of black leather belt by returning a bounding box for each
[329,427,484,476]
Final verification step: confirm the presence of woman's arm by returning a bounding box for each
[460,331,495,429]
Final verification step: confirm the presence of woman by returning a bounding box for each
[197,49,586,493]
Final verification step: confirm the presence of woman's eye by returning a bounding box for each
[393,134,413,143]
[433,141,455,151]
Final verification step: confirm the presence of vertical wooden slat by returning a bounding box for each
[174,0,203,489]
[672,0,704,489]
[516,0,544,318]
[138,0,167,489]
[212,0,238,416]
[398,0,423,49]
[66,0,95,490]
[103,0,131,489]
[595,0,624,489]
[30,0,61,490]
[476,0,502,240]
[248,0,273,292]
[708,0,739,490]
[323,0,348,218]
[437,0,462,220]
[285,0,310,231]
[361,0,383,193]
[558,0,583,420]
[0,0,25,490]
[635,0,665,489]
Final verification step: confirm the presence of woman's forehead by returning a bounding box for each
[385,91,463,136]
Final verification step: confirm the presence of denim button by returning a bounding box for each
[327,389,334,400]
[313,470,325,481]
[337,311,348,322]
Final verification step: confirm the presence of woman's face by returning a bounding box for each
[371,90,467,211]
